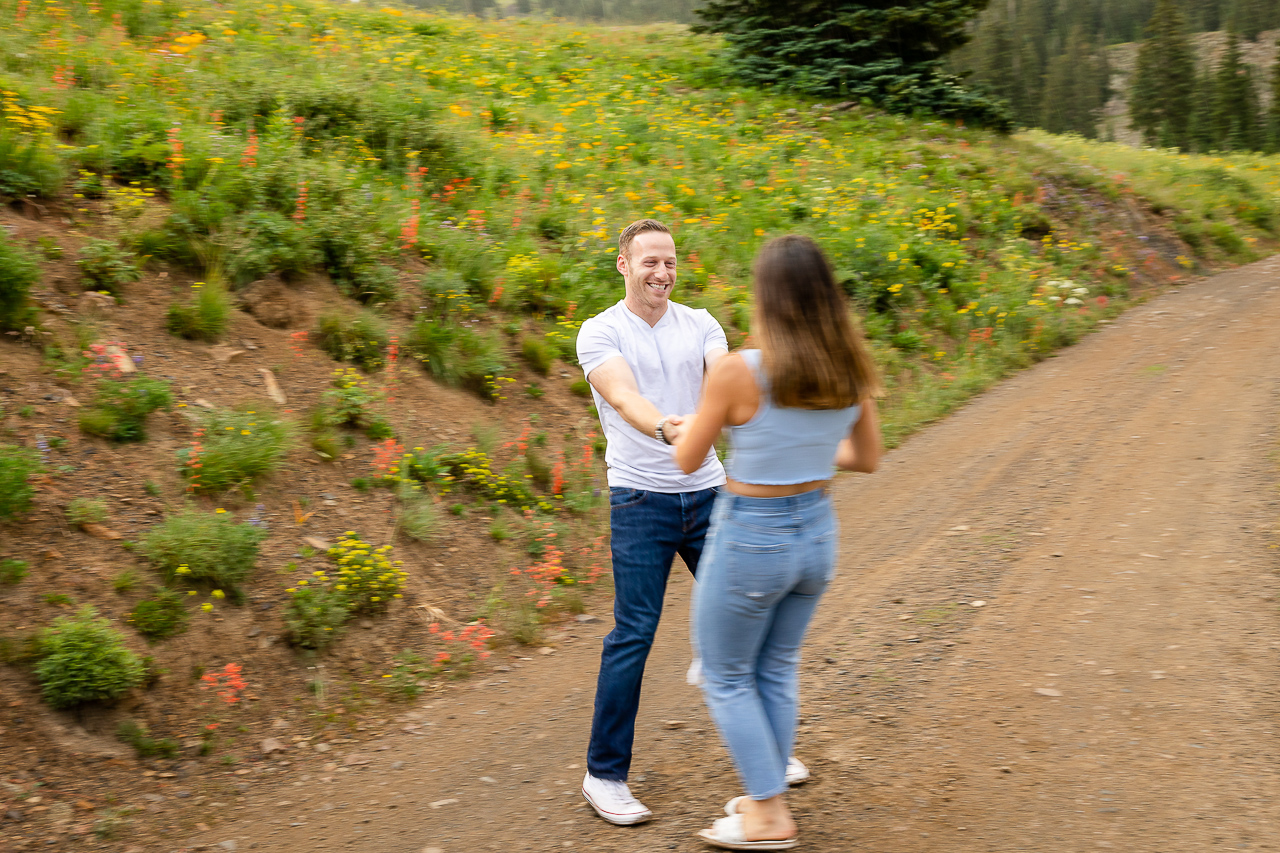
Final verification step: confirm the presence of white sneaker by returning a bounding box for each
[785,756,811,786]
[582,773,653,825]
[686,657,704,686]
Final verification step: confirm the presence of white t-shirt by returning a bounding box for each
[577,300,727,492]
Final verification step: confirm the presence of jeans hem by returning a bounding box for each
[749,785,788,801]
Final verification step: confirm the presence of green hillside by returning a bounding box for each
[2,0,1280,443]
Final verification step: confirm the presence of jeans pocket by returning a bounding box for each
[725,538,791,602]
[609,487,647,510]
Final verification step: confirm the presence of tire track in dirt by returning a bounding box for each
[183,257,1280,853]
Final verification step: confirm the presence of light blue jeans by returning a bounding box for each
[693,488,836,800]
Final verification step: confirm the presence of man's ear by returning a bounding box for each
[616,251,628,276]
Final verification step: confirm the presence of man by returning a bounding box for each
[575,219,727,825]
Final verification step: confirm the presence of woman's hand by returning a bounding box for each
[664,414,696,446]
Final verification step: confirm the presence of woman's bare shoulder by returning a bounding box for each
[705,351,752,392]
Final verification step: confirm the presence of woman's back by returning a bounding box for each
[725,350,861,487]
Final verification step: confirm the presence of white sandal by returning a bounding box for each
[697,814,798,851]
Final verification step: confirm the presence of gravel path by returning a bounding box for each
[184,256,1280,853]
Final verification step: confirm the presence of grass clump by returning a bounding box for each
[112,568,142,593]
[282,585,350,650]
[0,444,41,520]
[165,281,232,342]
[76,240,141,297]
[141,510,267,601]
[396,495,441,543]
[66,497,108,528]
[35,607,145,709]
[0,559,29,585]
[79,377,172,443]
[315,310,388,372]
[520,336,555,376]
[180,407,292,493]
[0,231,39,331]
[127,589,189,642]
[116,720,179,759]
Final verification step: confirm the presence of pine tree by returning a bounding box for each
[1213,32,1263,150]
[1227,0,1276,41]
[693,0,1011,128]
[1130,0,1196,148]
[1040,27,1108,137]
[1268,39,1280,153]
[1188,64,1220,151]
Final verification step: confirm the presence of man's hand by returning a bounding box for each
[663,414,696,446]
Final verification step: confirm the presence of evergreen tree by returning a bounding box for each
[1040,26,1109,137]
[1130,0,1196,148]
[1268,39,1280,153]
[1226,0,1276,41]
[1188,63,1220,151]
[1213,32,1263,150]
[693,0,1012,129]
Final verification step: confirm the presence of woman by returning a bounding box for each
[672,235,882,850]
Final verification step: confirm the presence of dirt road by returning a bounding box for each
[187,257,1280,853]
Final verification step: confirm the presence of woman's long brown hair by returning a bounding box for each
[753,235,883,409]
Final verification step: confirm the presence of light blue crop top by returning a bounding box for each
[724,350,862,486]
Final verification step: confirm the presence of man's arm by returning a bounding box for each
[667,346,728,443]
[587,356,669,439]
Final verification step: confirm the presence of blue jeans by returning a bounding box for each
[694,488,836,800]
[587,486,718,781]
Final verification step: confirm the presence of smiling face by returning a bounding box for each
[618,230,677,323]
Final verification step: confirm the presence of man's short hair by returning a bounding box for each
[618,219,670,259]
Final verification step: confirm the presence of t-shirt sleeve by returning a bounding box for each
[576,316,622,379]
[700,309,729,356]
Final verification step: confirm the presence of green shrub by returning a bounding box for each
[165,281,232,342]
[127,588,189,642]
[315,310,388,371]
[326,533,407,613]
[66,497,108,527]
[520,336,555,376]
[320,367,382,431]
[224,210,319,286]
[141,510,267,600]
[282,585,350,650]
[405,317,508,400]
[0,136,62,201]
[383,649,428,699]
[179,407,292,493]
[79,376,172,443]
[76,240,142,296]
[0,444,41,519]
[0,233,39,331]
[35,607,145,709]
[116,720,179,759]
[0,559,29,585]
[569,378,593,398]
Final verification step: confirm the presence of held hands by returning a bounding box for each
[662,414,696,447]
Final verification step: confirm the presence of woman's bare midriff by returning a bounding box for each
[725,477,830,497]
